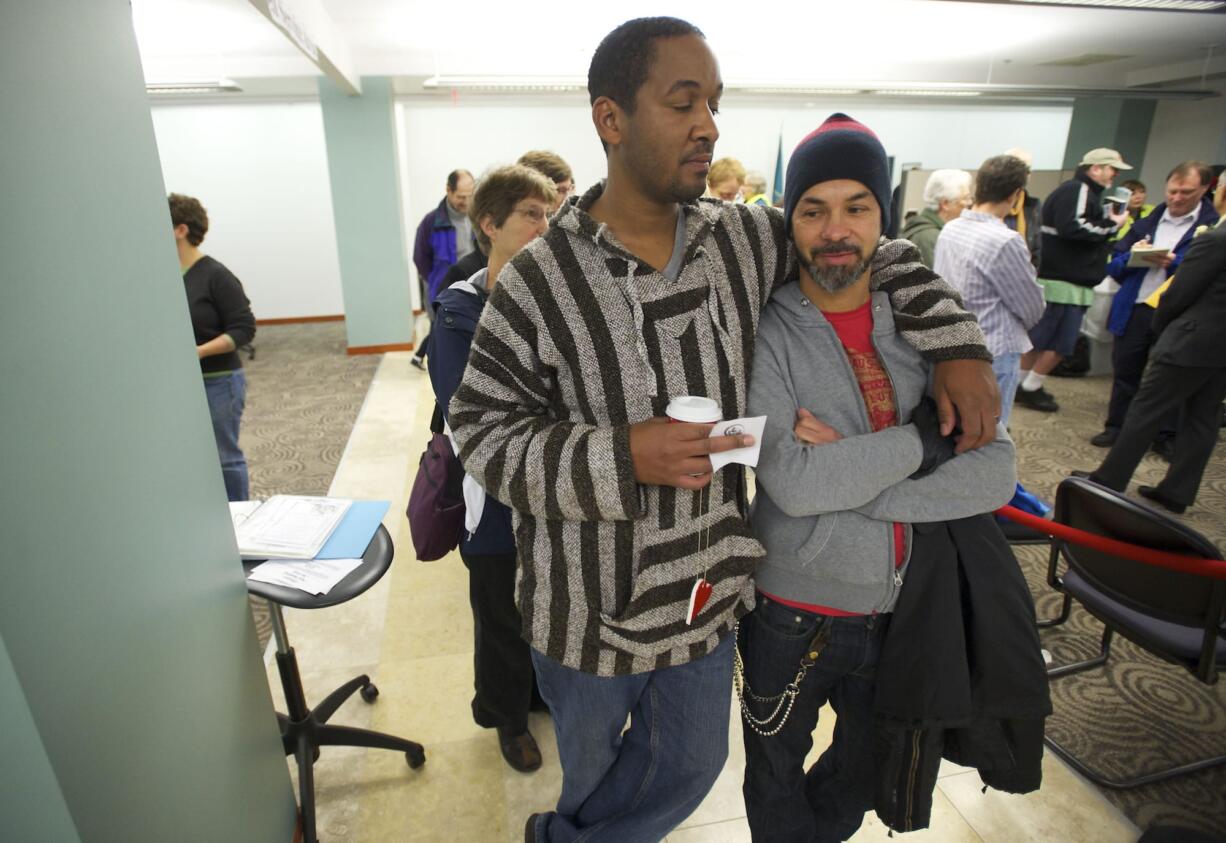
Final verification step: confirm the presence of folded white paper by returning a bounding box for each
[246,557,364,596]
[709,416,766,471]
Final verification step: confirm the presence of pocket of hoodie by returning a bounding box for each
[598,499,761,641]
[803,512,888,587]
[796,514,838,564]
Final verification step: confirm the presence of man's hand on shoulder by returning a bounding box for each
[931,359,1000,453]
[629,418,755,490]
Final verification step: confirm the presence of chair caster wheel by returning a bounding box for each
[360,683,379,703]
[407,747,426,769]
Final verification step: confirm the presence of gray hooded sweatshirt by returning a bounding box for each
[748,286,1017,615]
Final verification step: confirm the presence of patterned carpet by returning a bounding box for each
[1007,372,1226,838]
[238,322,381,652]
[238,322,1226,837]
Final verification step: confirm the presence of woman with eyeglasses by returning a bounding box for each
[427,165,557,774]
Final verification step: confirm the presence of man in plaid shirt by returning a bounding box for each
[935,155,1045,425]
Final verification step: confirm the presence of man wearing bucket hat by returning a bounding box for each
[1015,148,1131,413]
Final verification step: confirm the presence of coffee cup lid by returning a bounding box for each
[666,396,721,423]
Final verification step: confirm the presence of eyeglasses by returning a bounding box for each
[513,207,548,224]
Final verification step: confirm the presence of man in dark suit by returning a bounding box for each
[1087,220,1226,513]
[1090,161,1219,454]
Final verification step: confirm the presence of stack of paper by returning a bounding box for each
[232,497,391,596]
[234,496,352,559]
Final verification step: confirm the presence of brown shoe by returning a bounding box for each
[498,727,542,773]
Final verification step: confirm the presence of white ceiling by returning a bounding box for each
[132,0,1226,93]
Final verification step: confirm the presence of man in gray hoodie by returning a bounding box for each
[739,115,1017,843]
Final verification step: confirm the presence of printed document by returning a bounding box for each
[246,557,364,595]
[234,495,352,559]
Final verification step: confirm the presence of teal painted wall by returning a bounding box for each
[0,3,297,840]
[318,76,414,349]
[1115,99,1156,175]
[0,638,80,843]
[1062,97,1156,173]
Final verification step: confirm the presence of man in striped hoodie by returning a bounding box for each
[449,17,998,843]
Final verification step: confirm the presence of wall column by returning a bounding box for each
[1062,97,1156,172]
[318,76,415,354]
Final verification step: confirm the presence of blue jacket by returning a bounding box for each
[413,199,475,305]
[427,270,515,556]
[1105,197,1219,336]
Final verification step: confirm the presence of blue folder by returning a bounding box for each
[316,500,390,560]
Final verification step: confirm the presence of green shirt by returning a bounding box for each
[1039,278,1095,307]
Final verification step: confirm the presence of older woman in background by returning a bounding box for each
[428,165,557,773]
[901,168,973,269]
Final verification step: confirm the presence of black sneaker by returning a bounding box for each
[409,356,426,371]
[1015,385,1059,413]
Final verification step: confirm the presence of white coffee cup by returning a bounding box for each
[666,396,722,424]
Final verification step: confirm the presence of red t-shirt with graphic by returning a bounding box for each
[761,300,906,618]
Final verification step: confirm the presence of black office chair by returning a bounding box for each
[245,525,424,843]
[1037,477,1226,788]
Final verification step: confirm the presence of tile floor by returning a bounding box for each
[265,353,1140,843]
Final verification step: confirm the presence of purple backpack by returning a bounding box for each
[406,404,465,561]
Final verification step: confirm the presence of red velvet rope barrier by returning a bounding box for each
[995,504,1226,581]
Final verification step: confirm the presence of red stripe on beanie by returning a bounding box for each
[795,112,880,151]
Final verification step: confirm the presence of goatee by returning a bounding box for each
[798,240,876,293]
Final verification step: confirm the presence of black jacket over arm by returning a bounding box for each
[1151,225,1226,368]
[872,515,1052,833]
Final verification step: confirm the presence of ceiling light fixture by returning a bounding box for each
[146,78,242,95]
[422,75,585,93]
[1013,0,1226,10]
[874,89,983,96]
[419,76,1215,101]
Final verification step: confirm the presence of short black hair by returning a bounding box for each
[588,17,704,115]
[447,169,473,192]
[1121,179,1146,192]
[975,155,1030,205]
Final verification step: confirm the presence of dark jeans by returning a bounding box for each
[1105,305,1175,440]
[739,596,888,843]
[528,634,733,842]
[460,549,534,735]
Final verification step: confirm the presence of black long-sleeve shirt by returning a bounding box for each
[183,255,256,374]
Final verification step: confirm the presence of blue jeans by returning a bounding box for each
[739,596,888,843]
[992,351,1022,427]
[204,370,249,501]
[528,634,733,842]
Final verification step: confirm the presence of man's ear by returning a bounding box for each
[173,223,188,241]
[592,96,624,150]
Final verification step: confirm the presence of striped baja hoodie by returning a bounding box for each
[449,182,989,677]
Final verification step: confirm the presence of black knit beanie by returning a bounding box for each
[784,113,891,235]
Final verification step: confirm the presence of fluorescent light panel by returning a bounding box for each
[146,78,242,94]
[1014,0,1226,10]
[874,89,983,96]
